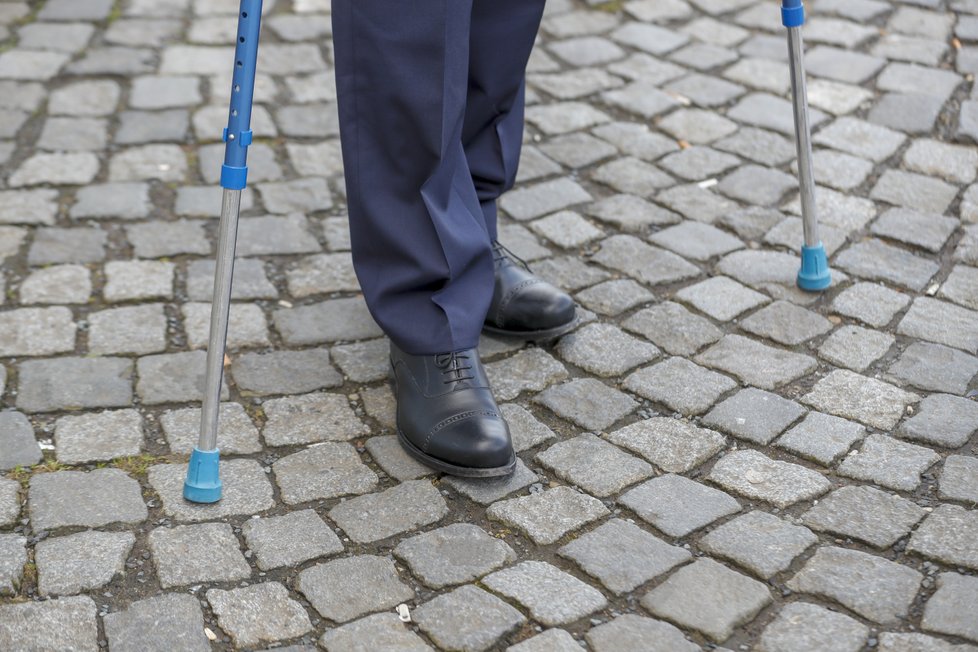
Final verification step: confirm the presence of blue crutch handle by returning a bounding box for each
[781,0,805,27]
[220,0,264,190]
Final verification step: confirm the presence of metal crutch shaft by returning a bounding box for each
[782,0,831,292]
[184,0,264,503]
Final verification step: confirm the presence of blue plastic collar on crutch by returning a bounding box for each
[184,0,264,504]
[782,0,832,291]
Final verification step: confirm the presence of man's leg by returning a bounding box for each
[463,0,577,339]
[331,0,494,355]
[463,0,546,240]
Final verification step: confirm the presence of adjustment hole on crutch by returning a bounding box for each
[242,11,247,17]
[236,60,243,67]
[234,85,240,92]
[231,109,238,116]
[239,36,245,43]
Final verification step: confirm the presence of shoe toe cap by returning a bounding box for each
[428,413,514,470]
[507,282,576,330]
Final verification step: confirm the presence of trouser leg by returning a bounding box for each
[331,0,493,355]
[463,0,547,241]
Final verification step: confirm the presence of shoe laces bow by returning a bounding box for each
[491,240,531,271]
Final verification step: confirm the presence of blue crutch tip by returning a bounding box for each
[183,447,222,503]
[797,243,831,291]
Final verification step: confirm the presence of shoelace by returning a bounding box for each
[491,239,531,272]
[434,351,475,385]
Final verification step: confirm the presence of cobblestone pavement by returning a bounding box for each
[0,0,977,650]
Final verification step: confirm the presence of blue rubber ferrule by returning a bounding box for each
[183,447,222,503]
[782,0,805,27]
[797,243,831,292]
[221,0,263,189]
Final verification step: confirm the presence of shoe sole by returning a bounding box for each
[481,317,577,342]
[396,428,518,478]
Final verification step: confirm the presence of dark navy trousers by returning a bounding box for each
[331,0,546,355]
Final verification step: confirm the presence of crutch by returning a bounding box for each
[184,0,264,503]
[782,0,831,291]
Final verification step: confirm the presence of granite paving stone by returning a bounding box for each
[694,335,817,390]
[0,595,98,652]
[262,392,368,446]
[207,582,313,648]
[136,350,228,405]
[871,170,959,214]
[185,258,274,300]
[657,108,739,145]
[922,573,978,643]
[35,530,134,596]
[839,434,941,492]
[149,522,250,589]
[877,632,978,652]
[904,139,978,184]
[536,433,653,497]
[272,442,378,504]
[702,388,806,445]
[575,278,655,316]
[53,409,143,464]
[555,322,659,377]
[869,92,946,134]
[242,509,343,570]
[286,252,358,297]
[623,357,737,416]
[940,264,978,311]
[0,410,41,470]
[532,377,637,430]
[908,505,978,571]
[898,297,978,355]
[160,402,261,454]
[103,260,174,301]
[606,417,726,473]
[18,354,133,410]
[487,485,609,544]
[558,518,690,594]
[414,584,526,652]
[591,156,674,197]
[148,458,274,521]
[19,265,92,305]
[0,478,19,528]
[656,183,740,224]
[591,234,700,286]
[814,116,907,162]
[297,555,414,623]
[0,188,58,225]
[649,221,743,260]
[28,226,106,265]
[585,193,681,231]
[700,510,817,579]
[622,301,723,356]
[127,219,211,258]
[641,558,773,642]
[231,348,341,395]
[787,546,923,624]
[29,468,146,530]
[718,165,798,206]
[0,307,75,357]
[328,479,448,543]
[819,325,896,372]
[889,343,978,396]
[394,523,515,589]
[483,560,608,626]
[320,613,432,652]
[775,412,866,466]
[832,282,911,327]
[442,458,539,505]
[939,455,978,504]
[757,602,869,652]
[485,348,569,401]
[0,534,26,595]
[620,473,740,538]
[274,296,384,345]
[801,369,920,430]
[740,300,834,346]
[803,485,927,548]
[676,276,770,321]
[586,614,699,652]
[364,434,436,481]
[708,449,831,508]
[714,127,796,166]
[507,628,580,652]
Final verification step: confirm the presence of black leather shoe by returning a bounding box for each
[389,340,516,477]
[483,240,577,340]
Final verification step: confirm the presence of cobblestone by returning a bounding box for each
[29,468,146,530]
[207,582,313,648]
[53,409,143,464]
[940,456,978,504]
[149,458,274,522]
[620,473,740,537]
[787,546,923,624]
[586,615,699,652]
[298,555,413,623]
[642,558,772,642]
[36,530,134,596]
[394,523,515,589]
[0,596,98,651]
[702,388,806,445]
[148,522,251,588]
[487,485,608,544]
[415,584,526,652]
[838,433,940,492]
[707,449,831,508]
[802,485,927,548]
[606,417,726,473]
[558,518,690,594]
[898,393,978,448]
[272,442,378,504]
[775,411,866,466]
[623,357,737,415]
[160,402,260,454]
[802,369,919,430]
[328,480,448,543]
[908,505,978,571]
[758,602,869,652]
[922,573,978,643]
[483,560,608,626]
[700,510,817,579]
[536,433,653,497]
[533,377,637,430]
